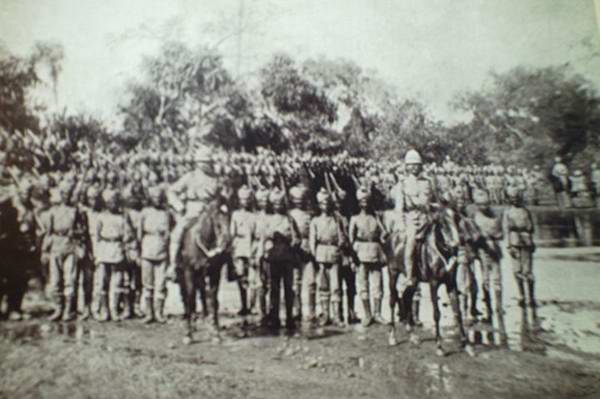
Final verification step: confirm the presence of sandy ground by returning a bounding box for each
[1,247,600,399]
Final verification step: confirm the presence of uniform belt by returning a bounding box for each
[144,231,166,237]
[99,236,122,242]
[317,240,338,245]
[355,238,378,243]
[53,231,71,237]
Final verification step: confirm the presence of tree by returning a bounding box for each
[118,41,240,149]
[452,65,600,169]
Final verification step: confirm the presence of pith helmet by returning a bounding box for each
[316,188,331,205]
[404,149,422,165]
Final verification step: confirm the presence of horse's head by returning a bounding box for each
[431,205,460,256]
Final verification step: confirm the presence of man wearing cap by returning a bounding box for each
[258,188,300,330]
[570,169,592,208]
[288,183,316,323]
[309,188,345,326]
[333,188,360,325]
[252,186,271,322]
[43,181,85,321]
[230,185,257,317]
[139,186,175,323]
[79,185,101,320]
[551,157,571,208]
[167,146,220,269]
[95,189,136,322]
[401,149,436,288]
[503,186,536,308]
[349,186,388,327]
[123,184,145,318]
[470,188,505,336]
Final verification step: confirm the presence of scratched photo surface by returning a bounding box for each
[1,1,600,399]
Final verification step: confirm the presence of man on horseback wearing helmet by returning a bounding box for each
[167,146,221,269]
[401,149,456,285]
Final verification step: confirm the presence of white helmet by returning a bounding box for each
[404,149,422,164]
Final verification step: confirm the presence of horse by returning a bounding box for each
[176,195,233,339]
[398,206,476,357]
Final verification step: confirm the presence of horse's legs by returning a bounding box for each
[208,265,221,329]
[179,267,195,336]
[430,282,444,356]
[401,283,419,344]
[197,269,208,320]
[446,280,475,357]
[388,267,400,346]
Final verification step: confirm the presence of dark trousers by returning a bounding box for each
[1,250,37,314]
[267,260,294,325]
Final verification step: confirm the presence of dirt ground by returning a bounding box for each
[2,247,600,399]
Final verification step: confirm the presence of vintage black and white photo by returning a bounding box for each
[1,1,599,398]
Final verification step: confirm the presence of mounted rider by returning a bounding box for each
[167,146,221,269]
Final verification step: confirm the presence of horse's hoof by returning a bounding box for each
[388,333,398,347]
[465,344,476,357]
[436,347,446,357]
[182,336,192,345]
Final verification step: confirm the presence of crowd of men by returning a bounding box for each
[0,135,562,336]
[0,123,599,331]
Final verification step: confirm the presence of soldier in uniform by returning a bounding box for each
[333,189,359,324]
[570,169,593,208]
[94,189,135,321]
[503,186,536,308]
[168,147,219,270]
[3,180,38,320]
[349,186,387,327]
[79,185,101,320]
[43,181,84,321]
[309,188,344,326]
[470,188,505,335]
[551,157,571,208]
[123,185,144,318]
[253,187,271,323]
[258,188,300,331]
[230,185,257,317]
[139,186,175,323]
[288,184,316,323]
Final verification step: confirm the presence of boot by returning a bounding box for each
[373,297,387,324]
[515,276,526,307]
[110,293,122,322]
[121,291,133,320]
[482,288,493,324]
[361,299,373,327]
[294,291,302,321]
[238,284,249,316]
[332,302,344,327]
[143,297,155,323]
[155,298,167,323]
[527,280,537,308]
[134,291,144,318]
[307,292,317,324]
[412,299,423,327]
[347,296,360,324]
[48,295,64,321]
[62,296,76,322]
[97,295,110,322]
[79,302,92,321]
[320,298,332,326]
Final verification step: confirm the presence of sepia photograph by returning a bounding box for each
[1,1,600,398]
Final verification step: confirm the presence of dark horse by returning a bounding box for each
[177,197,232,339]
[398,206,476,357]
